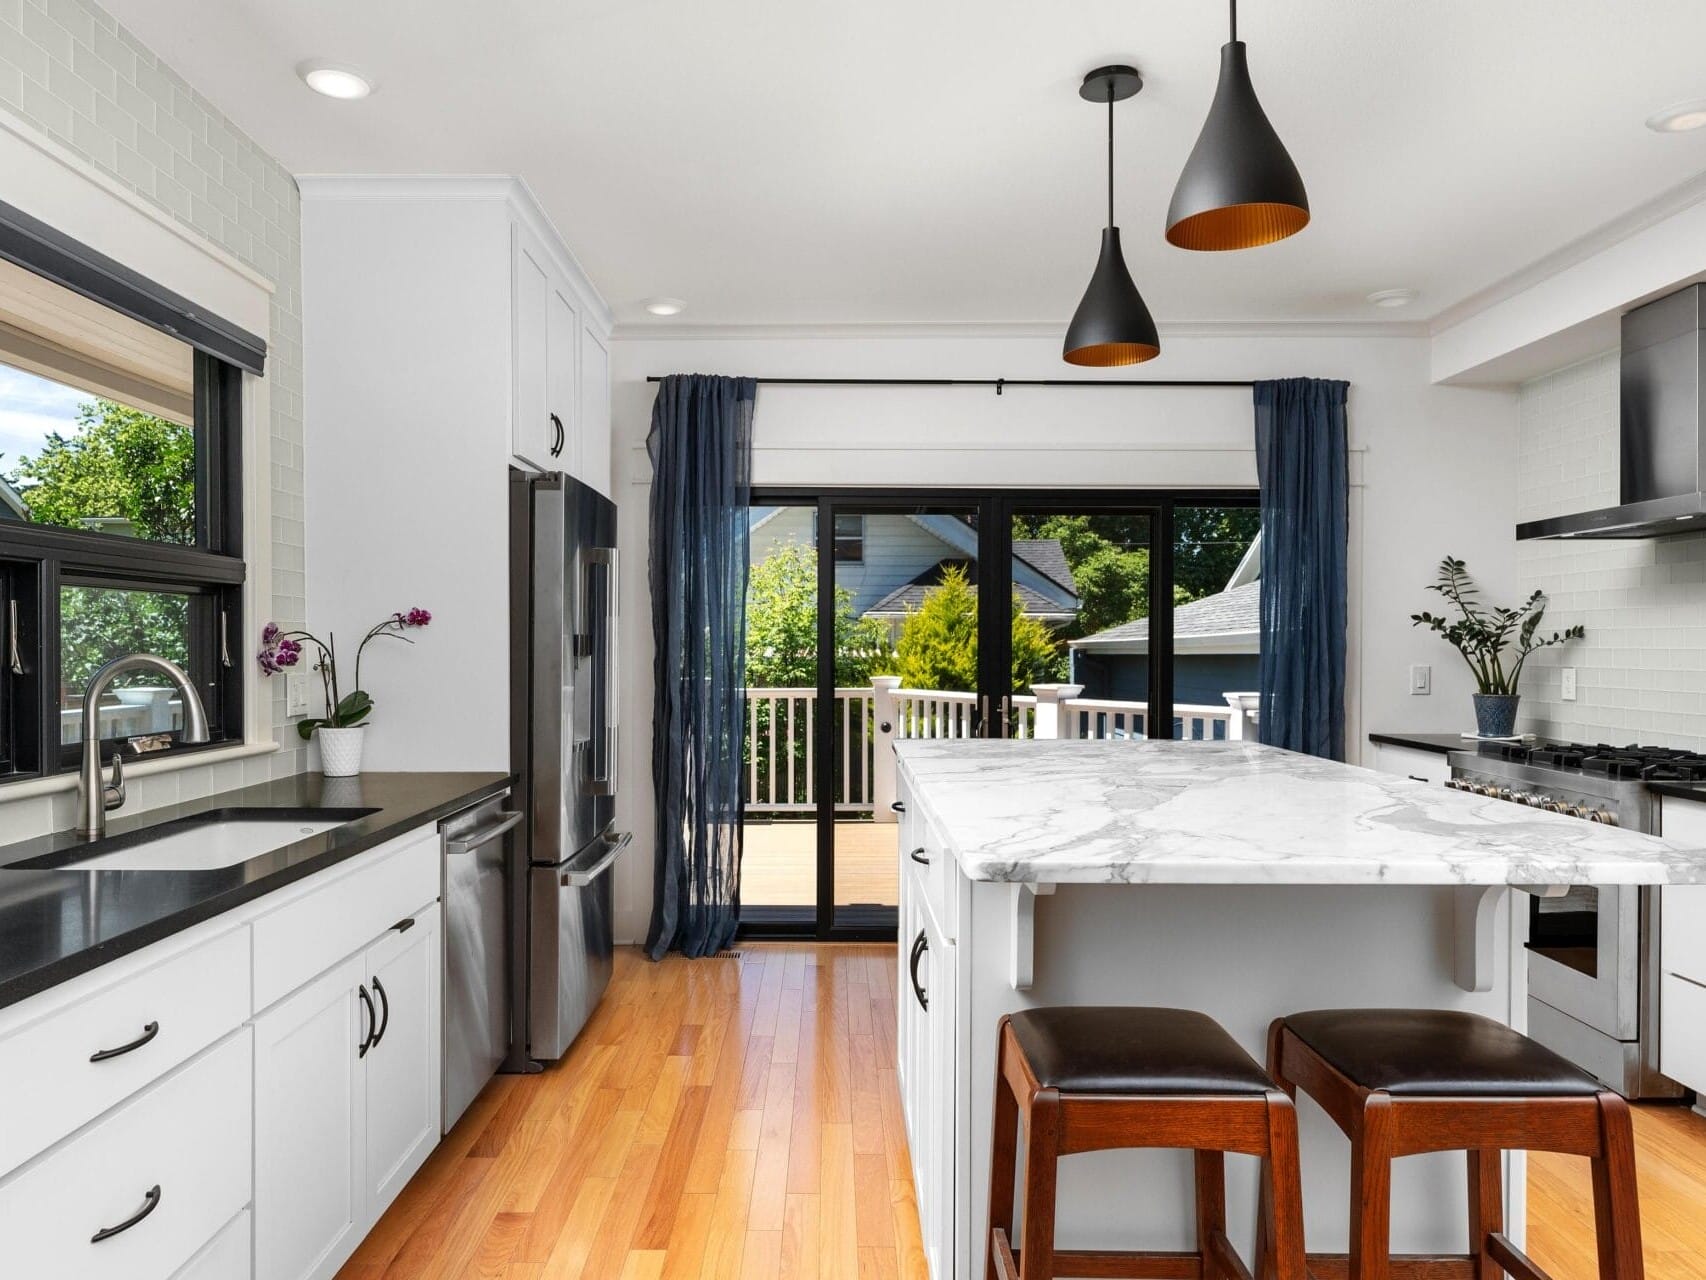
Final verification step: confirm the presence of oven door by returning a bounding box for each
[1527,883,1639,1040]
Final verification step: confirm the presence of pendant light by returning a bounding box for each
[1063,65,1160,367]
[1165,0,1309,251]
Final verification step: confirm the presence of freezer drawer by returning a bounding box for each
[527,831,629,1061]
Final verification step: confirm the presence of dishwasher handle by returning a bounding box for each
[561,830,633,887]
[445,810,523,856]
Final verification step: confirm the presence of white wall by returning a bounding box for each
[607,327,1519,942]
[1516,350,1706,747]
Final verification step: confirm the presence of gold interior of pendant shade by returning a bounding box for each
[1062,340,1162,368]
[1165,201,1310,252]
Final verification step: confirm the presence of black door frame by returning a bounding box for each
[740,486,1258,942]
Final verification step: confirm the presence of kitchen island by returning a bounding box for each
[892,738,1706,1280]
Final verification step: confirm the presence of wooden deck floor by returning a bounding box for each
[741,821,899,909]
[335,941,1706,1279]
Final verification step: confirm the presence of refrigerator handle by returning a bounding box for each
[561,830,632,887]
[587,547,619,797]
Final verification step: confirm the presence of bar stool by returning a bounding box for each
[1259,1008,1644,1280]
[986,1006,1308,1280]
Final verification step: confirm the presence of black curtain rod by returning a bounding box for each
[645,376,1253,395]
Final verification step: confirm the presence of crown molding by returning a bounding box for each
[611,317,1428,342]
[1429,168,1706,336]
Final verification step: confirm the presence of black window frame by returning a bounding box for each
[0,323,247,786]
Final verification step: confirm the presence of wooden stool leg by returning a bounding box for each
[986,1027,1021,1280]
[1018,1088,1061,1280]
[1591,1093,1644,1280]
[1349,1095,1394,1280]
[1195,1149,1227,1280]
[1467,1148,1503,1280]
[1256,1019,1298,1280]
[1261,1092,1308,1280]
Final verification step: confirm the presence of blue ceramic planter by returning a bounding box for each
[1473,693,1520,739]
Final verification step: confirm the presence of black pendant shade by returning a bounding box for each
[1064,65,1160,367]
[1063,228,1159,367]
[1166,18,1309,251]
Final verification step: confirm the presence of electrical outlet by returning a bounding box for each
[1561,667,1577,702]
[1409,664,1431,696]
[286,672,311,717]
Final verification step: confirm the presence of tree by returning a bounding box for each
[1173,506,1260,601]
[59,586,188,693]
[892,564,1062,693]
[4,398,195,544]
[744,542,892,687]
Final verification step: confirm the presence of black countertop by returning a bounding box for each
[0,770,509,1011]
[1367,731,1480,756]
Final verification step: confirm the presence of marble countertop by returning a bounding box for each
[894,739,1706,886]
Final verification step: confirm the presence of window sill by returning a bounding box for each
[0,740,280,802]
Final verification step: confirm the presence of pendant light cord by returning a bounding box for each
[1229,0,1237,41]
[1106,83,1115,229]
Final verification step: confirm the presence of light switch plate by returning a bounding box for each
[1561,667,1577,702]
[1409,664,1431,696]
[286,672,311,717]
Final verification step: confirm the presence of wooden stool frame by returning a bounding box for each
[986,1015,1309,1280]
[1255,1019,1644,1280]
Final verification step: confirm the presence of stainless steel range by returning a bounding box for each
[1449,740,1699,1099]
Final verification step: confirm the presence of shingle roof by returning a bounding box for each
[1011,539,1076,594]
[1070,580,1261,647]
[866,559,1076,619]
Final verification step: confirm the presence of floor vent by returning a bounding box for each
[716,949,743,959]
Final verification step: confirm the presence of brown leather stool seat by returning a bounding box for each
[1007,1006,1275,1094]
[987,1007,1307,1280]
[1283,1008,1603,1097]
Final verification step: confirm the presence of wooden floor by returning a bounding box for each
[741,821,899,909]
[338,940,1706,1279]
[337,943,923,1280]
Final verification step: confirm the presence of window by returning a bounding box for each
[831,513,864,563]
[0,244,247,784]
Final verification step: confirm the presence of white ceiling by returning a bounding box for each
[101,0,1706,329]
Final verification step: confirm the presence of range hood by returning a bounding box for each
[1518,284,1706,540]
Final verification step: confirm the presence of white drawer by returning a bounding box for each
[1662,886,1706,982]
[1661,971,1706,1096]
[0,926,250,1176]
[252,825,438,1010]
[0,1029,253,1280]
[910,809,956,945]
[172,1208,250,1280]
[1372,743,1451,787]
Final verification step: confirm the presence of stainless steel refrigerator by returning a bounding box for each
[510,469,631,1063]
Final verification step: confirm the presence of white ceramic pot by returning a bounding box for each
[316,725,366,777]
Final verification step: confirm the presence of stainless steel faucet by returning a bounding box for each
[77,653,211,838]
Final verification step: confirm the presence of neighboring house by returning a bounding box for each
[0,475,27,522]
[1068,535,1261,708]
[749,508,1079,637]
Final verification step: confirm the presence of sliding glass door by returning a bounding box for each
[740,488,1258,940]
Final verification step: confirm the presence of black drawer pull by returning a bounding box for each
[392,916,416,934]
[890,800,906,814]
[358,984,375,1058]
[371,975,390,1048]
[90,1021,159,1063]
[92,1185,161,1243]
[909,847,930,867]
[908,929,929,1012]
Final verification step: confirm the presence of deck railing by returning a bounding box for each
[744,679,1259,816]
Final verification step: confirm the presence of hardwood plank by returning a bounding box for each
[539,1176,617,1279]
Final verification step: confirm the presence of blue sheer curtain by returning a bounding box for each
[1254,378,1349,760]
[645,375,755,959]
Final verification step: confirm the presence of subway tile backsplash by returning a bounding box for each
[1517,350,1706,747]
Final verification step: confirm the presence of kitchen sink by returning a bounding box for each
[35,808,377,872]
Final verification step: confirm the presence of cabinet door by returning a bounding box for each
[921,906,955,1280]
[547,282,579,473]
[253,957,368,1280]
[363,903,443,1217]
[578,321,611,496]
[511,222,553,470]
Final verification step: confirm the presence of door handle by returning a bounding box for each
[561,830,633,887]
[586,547,620,797]
[90,1020,160,1063]
[980,695,990,739]
[358,983,375,1058]
[445,810,523,855]
[91,1185,161,1243]
[371,975,390,1049]
[908,929,929,1011]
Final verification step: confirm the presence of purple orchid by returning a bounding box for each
[255,609,436,743]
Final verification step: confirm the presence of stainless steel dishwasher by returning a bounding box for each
[440,794,522,1132]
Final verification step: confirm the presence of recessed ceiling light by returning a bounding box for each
[1647,100,1706,133]
[297,61,373,100]
[643,297,687,317]
[1367,288,1418,310]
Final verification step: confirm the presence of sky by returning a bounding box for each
[0,362,86,482]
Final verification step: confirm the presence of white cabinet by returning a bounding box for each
[1659,796,1706,1093]
[579,320,611,496]
[1368,741,1452,787]
[254,902,442,1280]
[547,279,580,472]
[511,221,555,470]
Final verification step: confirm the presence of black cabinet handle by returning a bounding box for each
[358,984,375,1058]
[391,916,416,934]
[92,1185,161,1243]
[908,929,929,1012]
[371,975,390,1049]
[909,847,930,867]
[890,800,906,814]
[90,1021,160,1063]
[549,413,565,458]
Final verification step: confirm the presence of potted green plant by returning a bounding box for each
[256,608,432,775]
[1411,558,1582,739]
